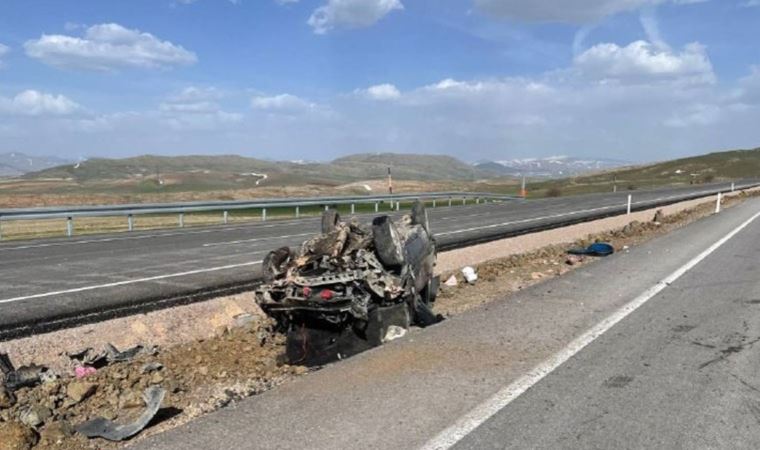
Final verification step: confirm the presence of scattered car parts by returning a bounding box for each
[1,352,54,391]
[75,386,166,441]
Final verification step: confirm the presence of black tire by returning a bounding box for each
[411,199,429,232]
[262,247,293,282]
[321,209,340,234]
[372,215,405,267]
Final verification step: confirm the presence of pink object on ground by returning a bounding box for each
[75,366,97,378]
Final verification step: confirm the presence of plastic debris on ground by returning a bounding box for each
[567,242,615,257]
[444,275,458,287]
[461,266,478,284]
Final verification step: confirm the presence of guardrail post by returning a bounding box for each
[627,195,632,215]
[262,208,267,222]
[462,197,466,206]
[448,197,452,207]
[476,197,480,204]
[179,213,184,228]
[295,206,300,218]
[66,216,73,237]
[715,192,722,214]
[395,201,400,211]
[128,214,134,232]
[223,210,228,224]
[374,202,379,213]
[351,203,355,215]
[432,199,436,208]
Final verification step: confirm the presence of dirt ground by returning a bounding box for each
[0,191,754,449]
[433,191,755,316]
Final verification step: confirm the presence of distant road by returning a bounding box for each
[0,182,753,338]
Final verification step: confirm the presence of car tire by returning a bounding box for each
[321,209,340,234]
[262,246,293,282]
[372,215,405,267]
[411,199,429,232]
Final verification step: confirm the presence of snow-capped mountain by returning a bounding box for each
[0,152,74,177]
[474,156,630,178]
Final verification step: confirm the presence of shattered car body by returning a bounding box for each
[255,200,440,365]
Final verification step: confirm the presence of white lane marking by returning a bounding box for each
[202,232,313,247]
[436,189,724,236]
[0,219,317,251]
[0,260,263,305]
[437,205,616,236]
[423,209,760,450]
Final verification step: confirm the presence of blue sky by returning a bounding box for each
[1,0,759,163]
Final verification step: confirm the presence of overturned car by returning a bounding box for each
[255,200,440,365]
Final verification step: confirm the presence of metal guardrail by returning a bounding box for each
[0,191,518,238]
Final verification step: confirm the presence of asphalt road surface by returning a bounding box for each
[0,182,752,336]
[135,195,760,450]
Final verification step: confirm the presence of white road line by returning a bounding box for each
[436,205,617,236]
[436,190,722,236]
[0,260,263,305]
[0,220,316,251]
[202,232,313,247]
[422,209,760,450]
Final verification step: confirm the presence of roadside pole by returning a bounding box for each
[715,192,722,214]
[627,195,632,215]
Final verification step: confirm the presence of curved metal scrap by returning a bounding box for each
[76,386,166,441]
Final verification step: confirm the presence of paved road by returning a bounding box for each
[0,182,751,337]
[136,195,760,450]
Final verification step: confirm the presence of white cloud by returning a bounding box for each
[251,93,317,113]
[158,87,241,130]
[24,23,197,71]
[573,40,713,83]
[664,103,722,127]
[168,86,225,102]
[0,90,82,116]
[308,0,403,34]
[356,83,401,100]
[474,0,705,24]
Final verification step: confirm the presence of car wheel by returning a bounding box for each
[411,199,430,232]
[262,247,293,282]
[321,209,340,234]
[372,215,405,267]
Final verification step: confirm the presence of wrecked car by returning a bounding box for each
[255,200,440,365]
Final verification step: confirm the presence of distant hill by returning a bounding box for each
[475,156,629,178]
[472,161,521,177]
[29,155,280,182]
[24,152,492,187]
[331,153,483,181]
[0,152,73,177]
[578,147,760,184]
